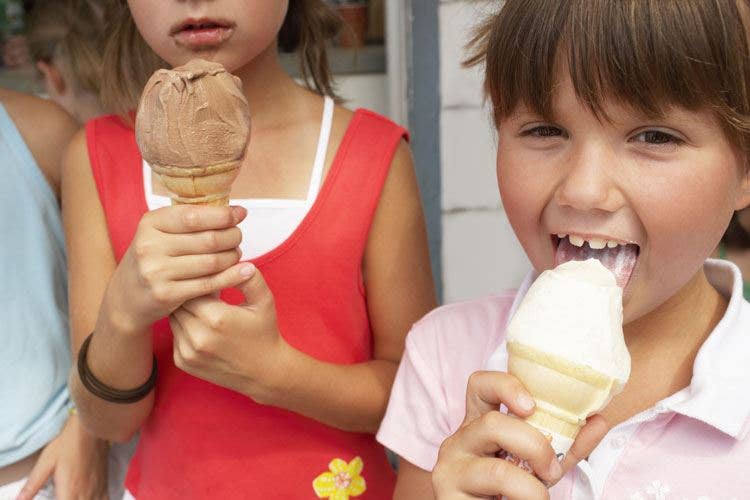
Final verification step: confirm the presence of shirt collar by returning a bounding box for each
[668,259,750,439]
[485,259,750,440]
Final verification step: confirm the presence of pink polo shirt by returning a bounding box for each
[377,259,750,498]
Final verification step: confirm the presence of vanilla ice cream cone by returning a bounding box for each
[504,259,631,455]
[507,341,621,454]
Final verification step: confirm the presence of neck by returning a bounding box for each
[625,269,726,389]
[231,43,310,128]
[601,269,727,425]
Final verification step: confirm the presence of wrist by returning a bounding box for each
[99,286,148,338]
[66,413,108,449]
[246,339,301,406]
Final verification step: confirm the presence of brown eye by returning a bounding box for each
[632,130,683,145]
[522,125,564,138]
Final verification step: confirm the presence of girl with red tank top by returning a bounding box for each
[64,2,436,499]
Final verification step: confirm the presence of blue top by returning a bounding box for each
[0,104,71,467]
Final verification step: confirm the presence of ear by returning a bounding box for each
[35,60,66,96]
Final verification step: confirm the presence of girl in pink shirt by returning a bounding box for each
[377,1,750,498]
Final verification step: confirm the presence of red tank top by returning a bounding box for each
[86,109,406,499]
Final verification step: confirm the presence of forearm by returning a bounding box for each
[256,345,398,433]
[70,306,154,443]
[394,461,436,500]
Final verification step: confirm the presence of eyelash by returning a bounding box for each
[630,130,684,146]
[520,125,685,147]
[520,125,565,138]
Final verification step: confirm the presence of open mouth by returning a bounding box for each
[552,234,639,288]
[170,18,235,49]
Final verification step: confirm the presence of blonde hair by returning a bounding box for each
[26,0,112,97]
[466,0,750,163]
[100,0,342,116]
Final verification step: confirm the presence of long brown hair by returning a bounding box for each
[279,0,341,98]
[100,0,341,116]
[465,0,750,163]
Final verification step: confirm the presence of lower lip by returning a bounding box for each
[173,26,234,49]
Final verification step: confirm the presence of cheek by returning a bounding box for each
[642,164,735,260]
[626,159,736,319]
[496,147,529,223]
[496,147,551,264]
[128,1,158,34]
[236,0,289,42]
[128,2,172,56]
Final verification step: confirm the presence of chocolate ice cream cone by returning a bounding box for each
[135,59,251,206]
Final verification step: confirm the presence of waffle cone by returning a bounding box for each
[150,159,241,206]
[507,341,620,449]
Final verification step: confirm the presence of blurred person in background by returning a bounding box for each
[1,2,125,499]
[26,0,110,123]
[0,86,108,500]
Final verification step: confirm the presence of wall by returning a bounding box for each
[439,0,530,302]
[337,73,389,116]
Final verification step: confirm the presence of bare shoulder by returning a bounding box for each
[332,101,355,121]
[331,101,355,140]
[61,127,93,188]
[0,88,78,196]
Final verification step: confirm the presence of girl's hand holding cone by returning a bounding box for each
[103,205,252,335]
[431,370,609,499]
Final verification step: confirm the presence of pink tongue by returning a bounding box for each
[555,238,637,288]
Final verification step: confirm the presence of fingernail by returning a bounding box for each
[239,263,256,277]
[549,456,563,481]
[232,206,245,220]
[516,392,535,411]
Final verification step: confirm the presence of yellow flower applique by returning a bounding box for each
[312,456,366,499]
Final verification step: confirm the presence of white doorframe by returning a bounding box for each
[384,0,443,300]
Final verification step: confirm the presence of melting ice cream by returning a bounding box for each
[504,259,631,455]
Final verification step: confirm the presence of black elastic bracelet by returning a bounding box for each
[77,332,157,404]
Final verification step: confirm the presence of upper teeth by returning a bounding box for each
[557,233,625,249]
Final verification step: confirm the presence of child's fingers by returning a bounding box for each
[458,457,549,499]
[171,307,213,357]
[170,262,256,302]
[180,295,237,332]
[162,249,242,280]
[560,414,609,476]
[464,371,535,424]
[236,264,274,309]
[456,412,561,484]
[17,454,54,500]
[163,227,243,256]
[146,205,247,234]
[171,312,194,371]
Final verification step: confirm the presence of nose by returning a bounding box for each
[554,140,625,213]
